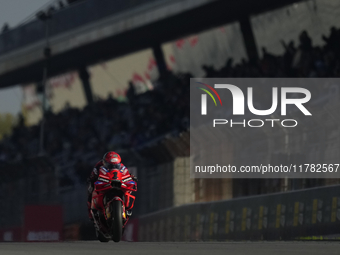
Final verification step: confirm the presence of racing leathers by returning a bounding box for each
[87,160,136,220]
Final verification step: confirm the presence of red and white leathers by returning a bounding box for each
[87,160,133,220]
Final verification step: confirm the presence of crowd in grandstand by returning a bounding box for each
[0,71,190,172]
[0,27,339,184]
[203,27,340,78]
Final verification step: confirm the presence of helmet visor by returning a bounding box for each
[104,162,121,170]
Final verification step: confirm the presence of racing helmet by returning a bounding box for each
[103,151,121,170]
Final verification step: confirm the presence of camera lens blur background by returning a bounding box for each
[0,0,340,244]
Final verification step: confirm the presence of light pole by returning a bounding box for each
[36,10,52,155]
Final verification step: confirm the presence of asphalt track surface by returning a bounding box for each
[1,241,340,255]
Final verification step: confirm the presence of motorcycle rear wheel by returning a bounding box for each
[111,200,123,242]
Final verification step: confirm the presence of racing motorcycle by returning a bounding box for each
[91,166,137,242]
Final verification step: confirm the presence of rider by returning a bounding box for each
[87,151,137,221]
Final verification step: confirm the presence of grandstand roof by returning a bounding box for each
[0,0,304,88]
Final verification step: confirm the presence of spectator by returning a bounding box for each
[299,30,313,52]
[59,1,65,9]
[1,23,9,34]
[126,81,136,103]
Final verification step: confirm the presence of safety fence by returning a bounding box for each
[135,130,191,215]
[0,156,59,229]
[137,185,340,241]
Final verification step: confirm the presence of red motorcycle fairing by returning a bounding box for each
[91,166,137,238]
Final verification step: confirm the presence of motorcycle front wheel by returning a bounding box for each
[111,200,123,242]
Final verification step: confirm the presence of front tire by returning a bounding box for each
[111,200,123,242]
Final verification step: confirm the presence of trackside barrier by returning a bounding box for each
[0,227,22,242]
[0,156,59,231]
[0,205,63,242]
[63,224,80,241]
[138,185,340,241]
